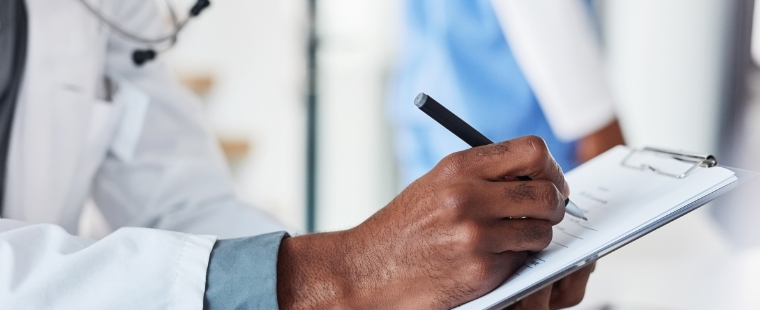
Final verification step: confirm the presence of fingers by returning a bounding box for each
[508,285,552,310]
[472,180,565,224]
[507,263,596,310]
[549,263,596,309]
[482,219,554,253]
[487,251,529,286]
[441,135,569,198]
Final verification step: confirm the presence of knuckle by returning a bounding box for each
[457,222,485,250]
[536,182,561,213]
[523,135,544,146]
[521,221,553,250]
[507,182,536,203]
[440,185,472,215]
[439,151,467,175]
[535,223,553,249]
[525,135,549,155]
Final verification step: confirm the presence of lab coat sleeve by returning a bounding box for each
[204,231,289,309]
[92,0,287,239]
[490,0,616,141]
[0,219,216,309]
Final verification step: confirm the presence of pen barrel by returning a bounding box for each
[414,93,493,147]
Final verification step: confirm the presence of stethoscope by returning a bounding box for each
[76,0,211,66]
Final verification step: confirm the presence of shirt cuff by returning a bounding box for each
[204,231,290,310]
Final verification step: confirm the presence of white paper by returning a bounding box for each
[456,146,737,309]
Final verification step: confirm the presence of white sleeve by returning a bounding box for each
[491,0,616,141]
[92,0,287,239]
[0,219,216,309]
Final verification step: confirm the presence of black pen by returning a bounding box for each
[414,92,587,221]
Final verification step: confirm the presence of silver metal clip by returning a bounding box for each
[621,147,718,179]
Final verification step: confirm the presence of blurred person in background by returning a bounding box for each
[389,0,625,187]
[0,0,592,308]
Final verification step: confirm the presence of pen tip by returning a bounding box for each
[582,217,588,221]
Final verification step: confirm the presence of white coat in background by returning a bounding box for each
[491,0,617,141]
[0,0,286,309]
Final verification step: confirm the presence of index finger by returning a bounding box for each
[453,135,569,198]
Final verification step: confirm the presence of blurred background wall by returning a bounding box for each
[157,0,402,233]
[153,0,760,308]
[603,0,731,154]
[159,0,308,231]
[313,0,400,232]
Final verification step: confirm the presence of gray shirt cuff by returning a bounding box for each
[204,231,289,310]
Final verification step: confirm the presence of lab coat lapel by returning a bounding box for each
[5,0,105,228]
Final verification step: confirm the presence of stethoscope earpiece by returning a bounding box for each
[77,0,211,66]
[132,50,157,67]
[190,0,211,17]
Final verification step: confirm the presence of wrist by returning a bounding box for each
[277,230,371,309]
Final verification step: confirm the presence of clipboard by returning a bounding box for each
[456,146,755,310]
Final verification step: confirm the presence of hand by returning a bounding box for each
[506,263,596,310]
[576,119,625,163]
[277,136,570,309]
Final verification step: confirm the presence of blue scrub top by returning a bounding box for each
[388,0,578,186]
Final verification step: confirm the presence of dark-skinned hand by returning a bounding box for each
[277,136,573,309]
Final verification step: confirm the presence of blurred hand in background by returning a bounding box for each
[576,119,626,163]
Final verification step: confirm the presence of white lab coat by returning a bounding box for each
[491,0,617,141]
[0,0,286,309]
